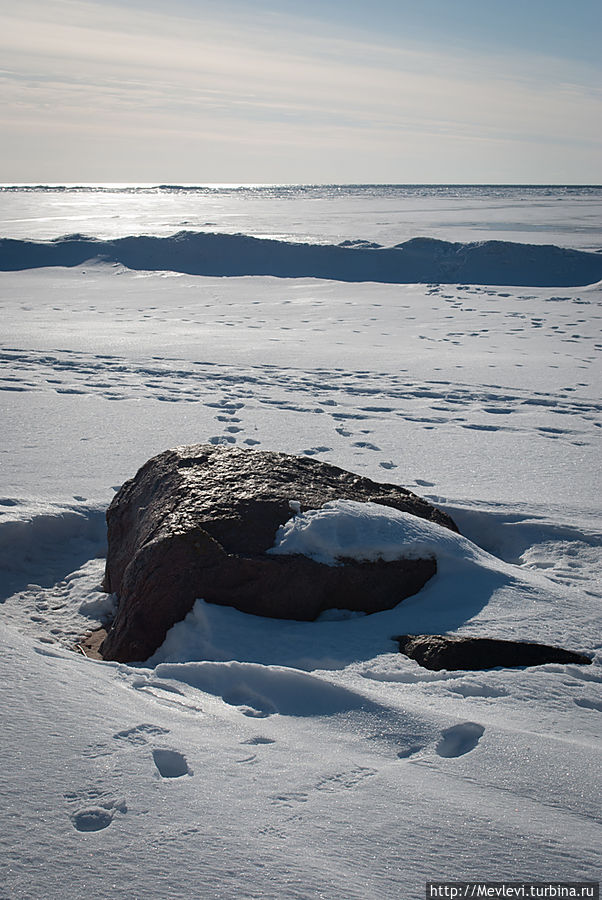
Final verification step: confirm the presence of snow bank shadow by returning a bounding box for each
[4,232,602,286]
[0,502,107,601]
[154,660,371,717]
[441,503,602,570]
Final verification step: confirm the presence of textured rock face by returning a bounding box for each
[101,445,458,663]
[395,634,592,671]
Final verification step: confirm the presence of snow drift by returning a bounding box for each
[1,231,601,286]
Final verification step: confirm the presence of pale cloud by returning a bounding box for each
[0,0,600,181]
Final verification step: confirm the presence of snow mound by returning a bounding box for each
[0,499,107,598]
[1,231,601,286]
[154,660,368,716]
[268,499,475,567]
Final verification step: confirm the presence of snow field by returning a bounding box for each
[1,186,601,899]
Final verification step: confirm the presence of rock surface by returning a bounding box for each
[395,634,592,671]
[101,445,458,663]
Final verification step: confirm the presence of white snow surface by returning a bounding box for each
[269,498,484,565]
[1,186,601,899]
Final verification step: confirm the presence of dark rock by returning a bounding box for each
[101,445,458,663]
[395,634,592,671]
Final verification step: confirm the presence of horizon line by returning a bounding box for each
[1,182,601,190]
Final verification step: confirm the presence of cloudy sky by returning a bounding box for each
[1,0,600,183]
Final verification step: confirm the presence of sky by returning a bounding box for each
[0,0,600,184]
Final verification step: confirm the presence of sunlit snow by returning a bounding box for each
[0,185,600,900]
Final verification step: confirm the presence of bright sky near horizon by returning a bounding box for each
[1,0,600,183]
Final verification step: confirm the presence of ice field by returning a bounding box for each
[0,185,601,899]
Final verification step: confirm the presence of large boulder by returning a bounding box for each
[395,634,592,671]
[101,445,459,663]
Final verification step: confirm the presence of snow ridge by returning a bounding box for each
[2,231,602,286]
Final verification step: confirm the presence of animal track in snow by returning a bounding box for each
[435,722,485,758]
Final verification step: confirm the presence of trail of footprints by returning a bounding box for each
[0,347,599,451]
[67,709,486,831]
[67,723,191,832]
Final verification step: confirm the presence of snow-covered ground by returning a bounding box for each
[1,186,601,899]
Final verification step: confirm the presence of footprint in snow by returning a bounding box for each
[397,744,424,759]
[65,789,127,832]
[71,807,116,832]
[574,697,602,712]
[352,441,381,451]
[240,706,272,718]
[113,723,170,745]
[271,790,309,806]
[435,722,485,758]
[315,767,377,791]
[449,683,508,699]
[302,446,332,456]
[235,754,258,765]
[152,748,193,778]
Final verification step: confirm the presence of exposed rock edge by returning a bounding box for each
[395,633,592,671]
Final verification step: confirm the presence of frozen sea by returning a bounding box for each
[0,185,601,900]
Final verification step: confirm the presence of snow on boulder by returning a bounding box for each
[268,498,468,565]
[100,445,458,663]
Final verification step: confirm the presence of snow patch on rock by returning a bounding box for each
[269,499,478,567]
